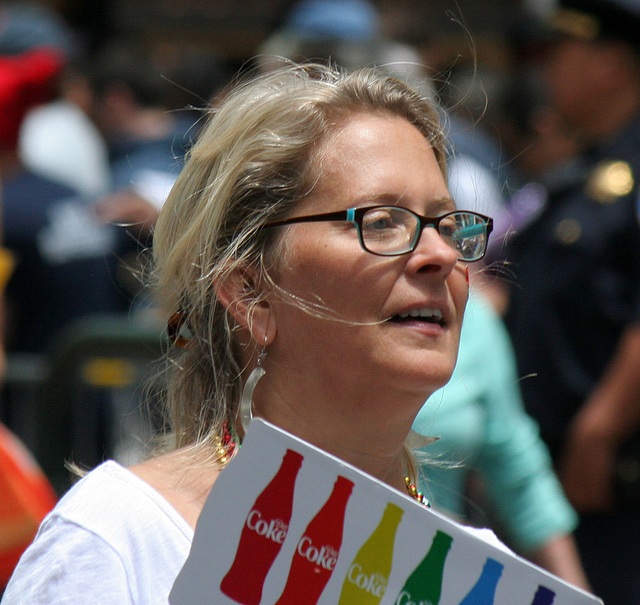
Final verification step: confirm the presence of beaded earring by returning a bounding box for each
[167,310,191,349]
[239,337,267,434]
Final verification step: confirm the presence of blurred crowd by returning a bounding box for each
[1,0,640,602]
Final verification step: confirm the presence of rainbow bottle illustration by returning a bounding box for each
[530,586,556,605]
[275,475,354,604]
[457,557,504,605]
[220,448,304,605]
[394,529,453,605]
[337,502,404,604]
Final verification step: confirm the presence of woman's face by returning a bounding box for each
[267,112,468,402]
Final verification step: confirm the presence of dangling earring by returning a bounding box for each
[239,337,267,434]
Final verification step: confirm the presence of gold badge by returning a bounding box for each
[552,8,600,41]
[555,218,582,245]
[586,160,634,204]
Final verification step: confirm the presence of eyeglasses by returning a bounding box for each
[264,206,493,261]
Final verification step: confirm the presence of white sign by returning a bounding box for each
[171,419,602,605]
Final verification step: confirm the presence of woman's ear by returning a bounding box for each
[215,266,275,344]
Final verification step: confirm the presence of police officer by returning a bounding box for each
[504,1,640,602]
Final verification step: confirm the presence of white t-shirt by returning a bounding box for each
[3,461,508,604]
[2,461,193,604]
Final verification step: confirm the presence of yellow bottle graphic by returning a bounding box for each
[338,502,404,604]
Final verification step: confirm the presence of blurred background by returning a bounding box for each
[0,0,574,590]
[0,0,552,488]
[46,0,548,70]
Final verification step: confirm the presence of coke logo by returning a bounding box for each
[395,591,436,605]
[296,537,338,570]
[346,563,387,598]
[246,510,288,544]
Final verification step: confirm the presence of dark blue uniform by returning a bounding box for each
[505,116,640,603]
[505,116,640,460]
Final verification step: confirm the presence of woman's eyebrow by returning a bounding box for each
[349,192,402,206]
[349,193,457,212]
[428,195,458,214]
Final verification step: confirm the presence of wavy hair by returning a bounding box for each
[151,62,447,459]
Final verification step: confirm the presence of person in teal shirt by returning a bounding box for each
[413,291,589,588]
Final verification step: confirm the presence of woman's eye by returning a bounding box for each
[438,217,458,238]
[363,211,395,230]
[370,218,392,230]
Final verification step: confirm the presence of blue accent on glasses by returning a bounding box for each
[264,206,493,261]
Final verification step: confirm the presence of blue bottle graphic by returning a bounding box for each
[458,558,504,605]
[530,585,556,605]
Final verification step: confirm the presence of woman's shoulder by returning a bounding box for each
[54,460,195,540]
[463,525,515,555]
[128,449,220,530]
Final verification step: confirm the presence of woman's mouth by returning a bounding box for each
[390,307,445,325]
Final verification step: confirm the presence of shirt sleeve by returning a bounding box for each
[2,515,134,605]
[473,298,578,553]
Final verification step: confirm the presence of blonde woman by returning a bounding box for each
[3,63,493,603]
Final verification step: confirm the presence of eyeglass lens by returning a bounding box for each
[360,207,489,260]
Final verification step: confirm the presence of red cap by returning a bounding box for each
[0,47,64,150]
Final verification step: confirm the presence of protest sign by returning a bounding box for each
[171,419,602,605]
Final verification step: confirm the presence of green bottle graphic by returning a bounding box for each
[394,530,453,605]
[338,502,404,604]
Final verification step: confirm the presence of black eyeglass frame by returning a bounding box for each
[263,206,494,261]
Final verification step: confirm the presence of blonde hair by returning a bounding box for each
[152,62,446,457]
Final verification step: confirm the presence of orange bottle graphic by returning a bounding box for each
[337,502,404,604]
[220,449,303,604]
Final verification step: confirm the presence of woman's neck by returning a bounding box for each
[254,381,420,494]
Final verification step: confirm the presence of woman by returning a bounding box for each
[2,63,492,603]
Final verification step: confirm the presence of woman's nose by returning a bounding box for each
[405,226,460,276]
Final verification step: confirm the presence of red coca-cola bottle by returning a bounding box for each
[220,448,304,604]
[275,475,355,604]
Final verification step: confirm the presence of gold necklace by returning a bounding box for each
[405,476,430,507]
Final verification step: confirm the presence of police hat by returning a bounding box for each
[553,0,640,47]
